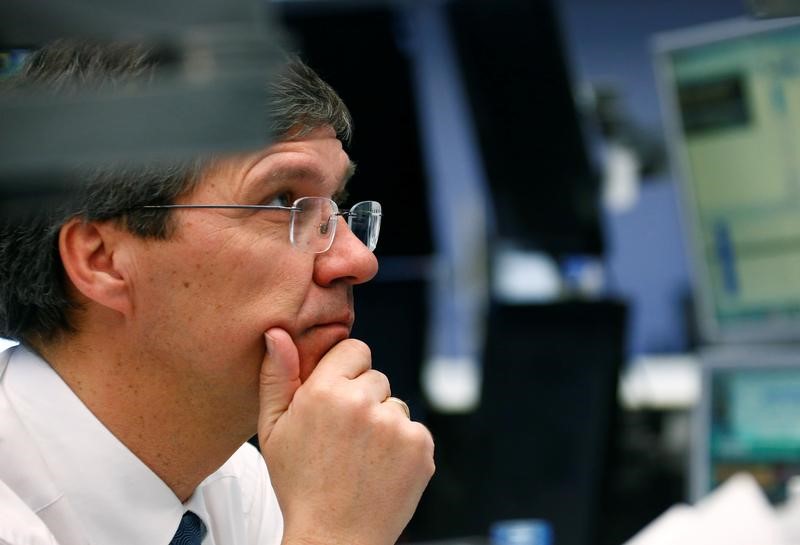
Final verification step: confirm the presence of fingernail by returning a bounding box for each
[265,332,275,354]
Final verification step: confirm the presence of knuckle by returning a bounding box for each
[369,368,388,382]
[403,422,434,449]
[302,381,334,406]
[345,388,372,412]
[342,338,372,361]
[324,386,373,423]
[370,369,390,390]
[402,423,436,477]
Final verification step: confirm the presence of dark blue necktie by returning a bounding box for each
[169,511,207,545]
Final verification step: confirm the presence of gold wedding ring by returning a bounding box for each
[386,396,411,419]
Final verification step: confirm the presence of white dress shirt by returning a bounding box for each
[0,345,283,545]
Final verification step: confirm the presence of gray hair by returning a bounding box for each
[0,40,352,344]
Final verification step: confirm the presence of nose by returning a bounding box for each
[313,216,379,287]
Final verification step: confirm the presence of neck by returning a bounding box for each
[36,327,254,502]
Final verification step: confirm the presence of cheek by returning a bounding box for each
[131,236,318,359]
[222,255,318,343]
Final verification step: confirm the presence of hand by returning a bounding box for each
[257,328,435,545]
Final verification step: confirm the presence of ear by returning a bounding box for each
[59,217,133,317]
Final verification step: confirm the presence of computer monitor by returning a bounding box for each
[654,17,800,344]
[691,346,800,504]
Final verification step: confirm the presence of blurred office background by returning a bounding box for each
[266,1,800,544]
[5,0,800,544]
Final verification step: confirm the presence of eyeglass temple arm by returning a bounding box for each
[140,204,300,211]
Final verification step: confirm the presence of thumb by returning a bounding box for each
[258,327,301,445]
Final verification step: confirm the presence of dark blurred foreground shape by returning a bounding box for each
[0,0,285,221]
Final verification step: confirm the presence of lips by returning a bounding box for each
[299,310,354,354]
[308,322,352,343]
[307,310,354,333]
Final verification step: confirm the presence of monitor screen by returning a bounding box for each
[655,17,800,344]
[692,347,800,503]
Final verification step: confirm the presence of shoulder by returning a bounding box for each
[0,478,58,545]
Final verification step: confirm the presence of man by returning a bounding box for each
[0,41,434,544]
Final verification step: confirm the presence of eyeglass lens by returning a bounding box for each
[290,197,336,253]
[290,197,382,254]
[348,201,382,252]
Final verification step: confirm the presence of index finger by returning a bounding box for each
[308,338,373,383]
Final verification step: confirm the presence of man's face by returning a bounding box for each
[123,126,378,424]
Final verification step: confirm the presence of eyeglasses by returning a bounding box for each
[141,197,382,254]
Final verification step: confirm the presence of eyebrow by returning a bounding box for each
[257,160,357,192]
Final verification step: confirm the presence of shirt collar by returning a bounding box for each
[5,345,193,545]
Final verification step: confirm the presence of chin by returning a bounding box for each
[297,323,351,381]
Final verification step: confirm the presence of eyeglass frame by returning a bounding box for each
[140,196,382,254]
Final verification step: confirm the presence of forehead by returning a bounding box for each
[193,126,353,199]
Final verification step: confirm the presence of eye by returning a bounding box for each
[263,192,293,207]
